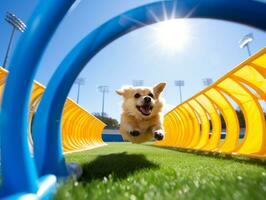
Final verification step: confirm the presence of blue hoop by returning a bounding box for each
[33,0,266,177]
[0,0,75,199]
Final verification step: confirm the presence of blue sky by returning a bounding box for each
[0,0,266,120]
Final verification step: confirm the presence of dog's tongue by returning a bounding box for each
[140,106,150,114]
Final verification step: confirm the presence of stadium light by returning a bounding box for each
[239,33,253,57]
[74,77,85,104]
[202,78,213,87]
[2,12,26,68]
[98,85,109,117]
[174,80,185,104]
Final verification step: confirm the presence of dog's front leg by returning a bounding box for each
[152,125,164,141]
[121,122,141,137]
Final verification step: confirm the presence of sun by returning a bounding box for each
[154,19,190,52]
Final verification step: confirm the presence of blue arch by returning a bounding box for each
[0,0,75,198]
[32,0,266,177]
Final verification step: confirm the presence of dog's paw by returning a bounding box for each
[154,130,164,141]
[129,130,140,137]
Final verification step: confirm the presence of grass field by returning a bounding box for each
[54,142,266,200]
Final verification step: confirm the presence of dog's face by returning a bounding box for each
[116,83,166,119]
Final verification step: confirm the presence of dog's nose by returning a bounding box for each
[144,96,151,104]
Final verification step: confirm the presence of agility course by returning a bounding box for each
[0,0,266,199]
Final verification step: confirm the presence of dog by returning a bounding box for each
[116,82,166,143]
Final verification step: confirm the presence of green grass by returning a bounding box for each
[54,142,266,200]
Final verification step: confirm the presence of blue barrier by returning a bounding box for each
[102,134,124,142]
[1,0,265,199]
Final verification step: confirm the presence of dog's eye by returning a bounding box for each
[134,93,141,98]
[148,93,154,98]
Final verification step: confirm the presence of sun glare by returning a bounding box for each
[154,19,190,52]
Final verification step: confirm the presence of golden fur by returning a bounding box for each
[116,83,166,143]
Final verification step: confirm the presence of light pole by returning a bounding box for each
[132,80,144,86]
[98,85,109,117]
[74,77,85,104]
[2,12,26,69]
[239,33,253,57]
[174,80,184,104]
[202,78,213,87]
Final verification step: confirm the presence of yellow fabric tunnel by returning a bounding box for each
[0,67,106,153]
[157,48,266,158]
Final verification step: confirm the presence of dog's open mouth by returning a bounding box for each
[136,105,153,116]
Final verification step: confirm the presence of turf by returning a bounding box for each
[54,142,266,200]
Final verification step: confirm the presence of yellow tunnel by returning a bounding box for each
[156,48,266,158]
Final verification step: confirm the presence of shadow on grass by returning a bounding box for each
[79,152,159,182]
[148,144,266,168]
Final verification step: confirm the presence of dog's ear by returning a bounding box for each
[116,89,124,96]
[153,82,166,97]
[116,86,132,97]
